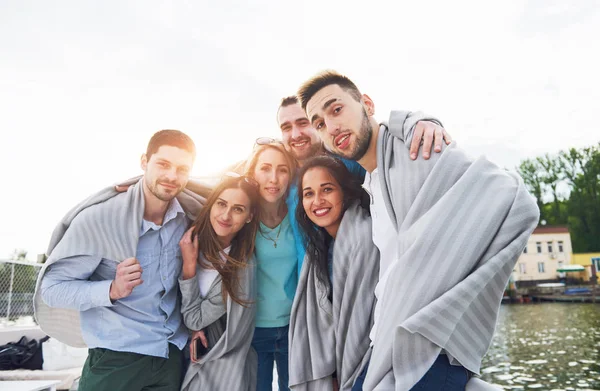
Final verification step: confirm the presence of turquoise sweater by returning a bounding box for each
[254,158,364,328]
[254,214,297,328]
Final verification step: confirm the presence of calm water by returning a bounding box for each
[481,303,600,390]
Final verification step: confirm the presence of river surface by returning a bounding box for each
[481,303,600,390]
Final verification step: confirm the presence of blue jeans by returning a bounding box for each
[252,326,290,391]
[352,354,469,391]
[352,362,369,391]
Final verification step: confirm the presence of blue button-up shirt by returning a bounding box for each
[41,199,189,358]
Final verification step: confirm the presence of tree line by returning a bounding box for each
[517,142,600,252]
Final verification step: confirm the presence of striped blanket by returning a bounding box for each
[289,202,379,390]
[180,264,257,391]
[33,177,205,347]
[363,112,539,390]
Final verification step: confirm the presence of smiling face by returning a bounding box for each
[278,102,322,163]
[141,145,193,202]
[305,84,373,162]
[252,147,291,204]
[301,167,344,238]
[209,187,252,247]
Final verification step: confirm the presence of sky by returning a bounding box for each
[1,0,599,260]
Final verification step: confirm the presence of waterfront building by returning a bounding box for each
[571,252,600,281]
[513,226,573,285]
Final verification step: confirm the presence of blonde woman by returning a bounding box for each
[244,140,298,391]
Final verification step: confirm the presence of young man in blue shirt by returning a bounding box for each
[39,130,197,391]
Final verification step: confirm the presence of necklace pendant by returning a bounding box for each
[273,242,277,248]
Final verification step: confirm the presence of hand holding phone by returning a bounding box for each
[190,330,210,362]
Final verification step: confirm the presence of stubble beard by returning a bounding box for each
[345,108,372,161]
[294,141,323,164]
[146,177,182,202]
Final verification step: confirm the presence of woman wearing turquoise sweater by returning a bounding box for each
[245,141,298,391]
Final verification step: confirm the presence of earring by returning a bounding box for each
[246,219,251,223]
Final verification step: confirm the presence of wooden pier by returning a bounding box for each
[530,295,600,303]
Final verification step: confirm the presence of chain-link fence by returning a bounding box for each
[0,259,42,325]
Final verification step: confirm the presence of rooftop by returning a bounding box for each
[532,226,570,234]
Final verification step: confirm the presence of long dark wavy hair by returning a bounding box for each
[295,155,369,293]
[191,175,260,306]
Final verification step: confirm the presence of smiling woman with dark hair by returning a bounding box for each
[289,155,379,391]
[295,156,370,292]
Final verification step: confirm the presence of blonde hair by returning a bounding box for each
[244,143,298,206]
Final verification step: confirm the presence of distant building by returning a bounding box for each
[513,226,572,284]
[571,252,600,281]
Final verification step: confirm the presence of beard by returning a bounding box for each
[145,176,183,202]
[348,108,372,161]
[290,138,322,162]
[328,107,372,161]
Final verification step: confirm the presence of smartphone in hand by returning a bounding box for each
[192,337,210,361]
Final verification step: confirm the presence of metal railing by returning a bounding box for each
[0,259,42,325]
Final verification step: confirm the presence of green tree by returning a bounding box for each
[10,248,27,261]
[560,144,600,252]
[536,153,567,225]
[517,143,600,252]
[517,158,545,223]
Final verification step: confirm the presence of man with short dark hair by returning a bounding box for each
[277,95,451,167]
[298,71,539,390]
[36,129,202,391]
[276,94,450,274]
[277,96,323,164]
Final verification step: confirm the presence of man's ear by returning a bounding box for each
[141,153,148,171]
[361,94,375,116]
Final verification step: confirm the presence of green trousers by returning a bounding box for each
[78,344,183,391]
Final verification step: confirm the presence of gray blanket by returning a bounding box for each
[179,261,257,391]
[289,202,379,390]
[363,112,539,390]
[33,177,205,347]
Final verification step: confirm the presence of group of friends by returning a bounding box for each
[33,70,540,391]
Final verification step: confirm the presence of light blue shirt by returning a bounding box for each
[254,214,297,328]
[287,157,365,274]
[41,199,189,358]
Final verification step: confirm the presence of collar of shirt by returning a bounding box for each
[362,167,379,203]
[139,197,186,236]
[361,124,385,198]
[222,245,231,256]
